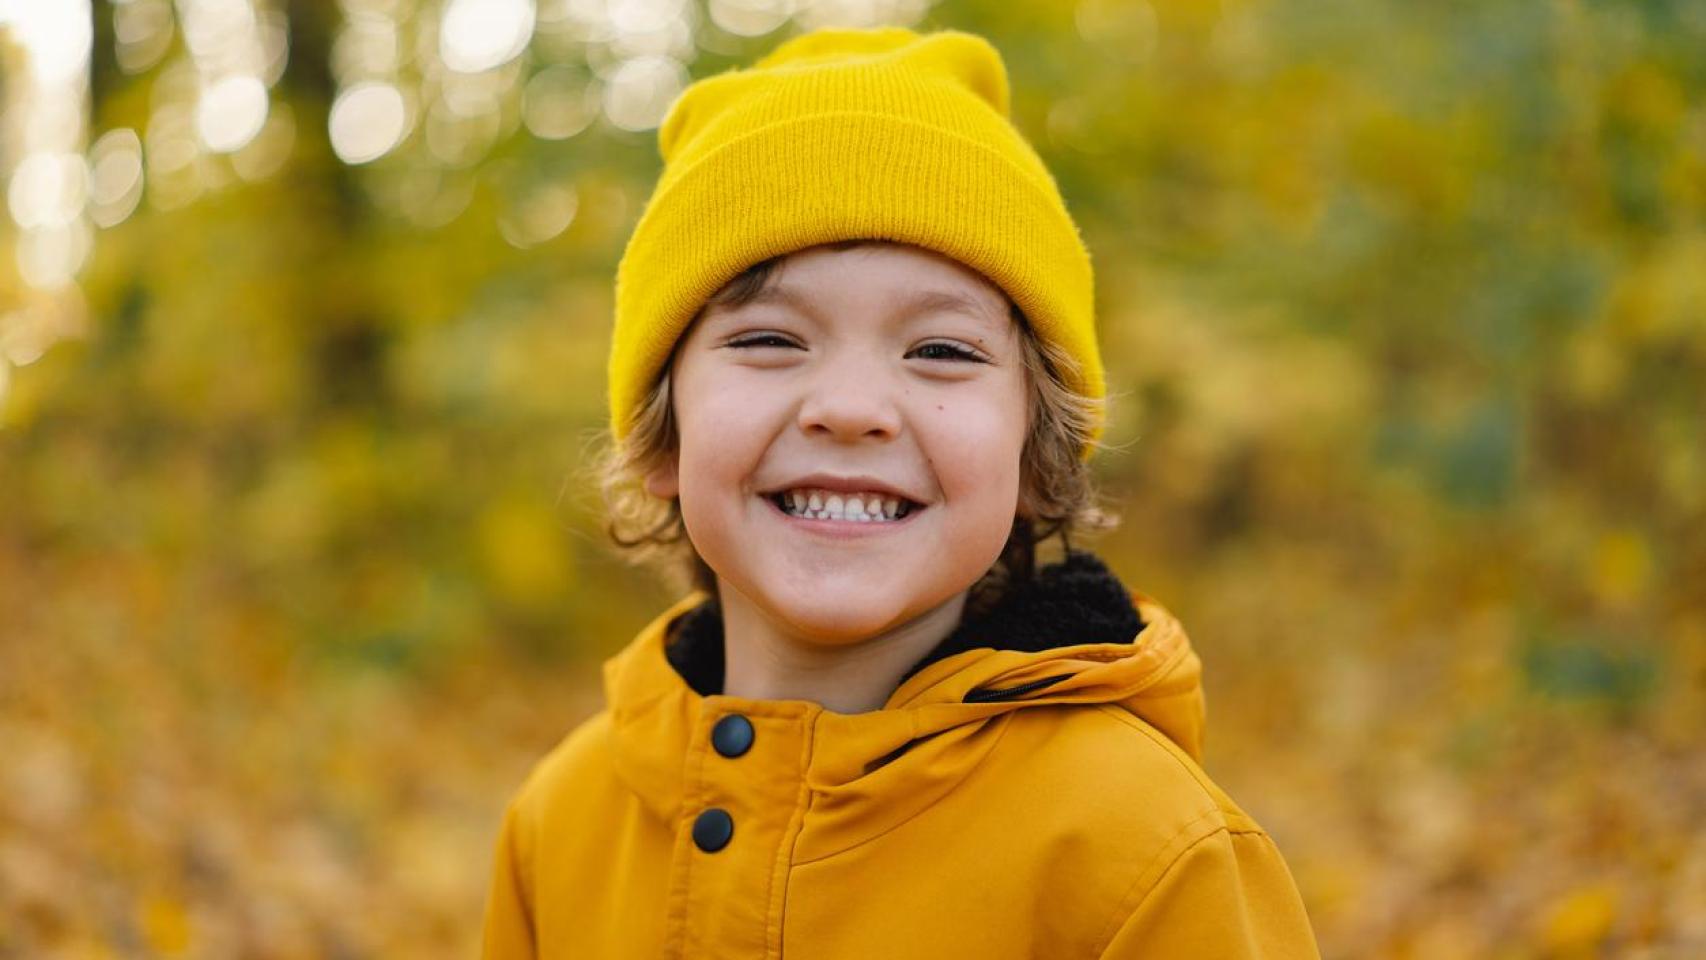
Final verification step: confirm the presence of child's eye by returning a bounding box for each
[908,341,987,363]
[726,333,801,349]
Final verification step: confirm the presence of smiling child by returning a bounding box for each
[482,26,1320,959]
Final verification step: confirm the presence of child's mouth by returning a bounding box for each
[764,488,922,524]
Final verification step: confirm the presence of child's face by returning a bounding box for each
[646,242,1030,645]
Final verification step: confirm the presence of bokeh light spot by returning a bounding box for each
[196,74,270,153]
[16,221,93,291]
[7,152,88,230]
[2,0,93,85]
[88,128,146,228]
[522,67,598,140]
[499,182,578,248]
[439,0,537,74]
[113,0,177,75]
[328,82,410,165]
[709,0,792,37]
[601,55,686,132]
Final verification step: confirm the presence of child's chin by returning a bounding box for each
[767,597,910,647]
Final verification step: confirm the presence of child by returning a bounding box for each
[482,26,1320,959]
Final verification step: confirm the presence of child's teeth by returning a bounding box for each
[777,488,914,521]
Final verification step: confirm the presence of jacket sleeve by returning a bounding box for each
[1097,826,1321,959]
[481,797,538,960]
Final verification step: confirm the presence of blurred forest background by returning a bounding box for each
[1,0,1702,957]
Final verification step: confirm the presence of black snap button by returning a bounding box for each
[711,714,755,758]
[692,808,734,852]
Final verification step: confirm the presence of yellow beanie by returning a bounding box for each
[608,26,1103,456]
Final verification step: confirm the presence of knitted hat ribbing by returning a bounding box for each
[607,27,1103,456]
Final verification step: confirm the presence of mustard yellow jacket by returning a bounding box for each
[482,583,1320,958]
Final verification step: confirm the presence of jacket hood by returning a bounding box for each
[599,551,1207,861]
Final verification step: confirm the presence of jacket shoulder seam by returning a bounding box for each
[1085,703,1263,832]
[1090,817,1231,955]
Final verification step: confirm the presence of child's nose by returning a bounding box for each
[795,358,902,443]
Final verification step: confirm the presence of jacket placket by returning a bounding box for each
[662,698,815,959]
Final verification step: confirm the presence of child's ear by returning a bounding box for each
[643,455,680,500]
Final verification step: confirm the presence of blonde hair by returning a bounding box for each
[595,241,1116,613]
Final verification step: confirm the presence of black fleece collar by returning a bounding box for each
[662,550,1145,698]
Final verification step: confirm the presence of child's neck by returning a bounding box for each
[716,584,970,715]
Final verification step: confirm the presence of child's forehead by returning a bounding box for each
[736,278,1009,328]
[710,242,1016,327]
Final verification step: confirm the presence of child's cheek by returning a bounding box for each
[674,366,778,459]
[921,390,1027,500]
